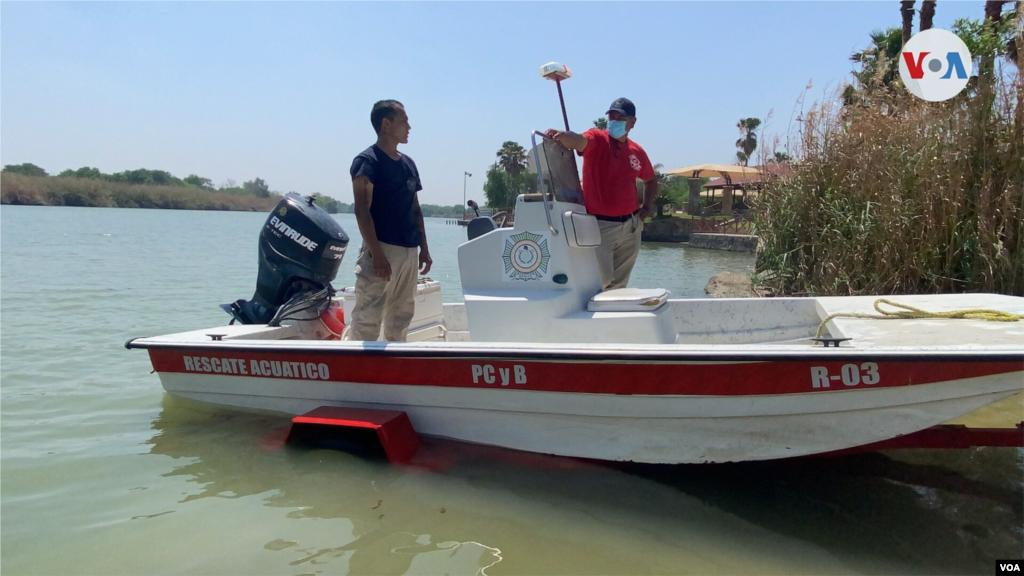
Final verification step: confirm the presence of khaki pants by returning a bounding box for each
[595,215,643,290]
[344,242,418,342]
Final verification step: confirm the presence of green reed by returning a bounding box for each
[754,73,1023,297]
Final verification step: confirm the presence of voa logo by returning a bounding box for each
[998,560,1023,574]
[899,28,972,102]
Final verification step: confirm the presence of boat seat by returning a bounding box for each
[588,288,669,312]
[466,216,497,240]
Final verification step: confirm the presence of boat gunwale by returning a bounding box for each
[125,337,1024,363]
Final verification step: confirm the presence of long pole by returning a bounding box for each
[553,77,579,178]
[462,172,470,220]
[555,80,570,131]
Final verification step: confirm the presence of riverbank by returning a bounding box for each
[1,172,279,212]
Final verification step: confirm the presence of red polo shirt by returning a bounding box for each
[580,129,655,217]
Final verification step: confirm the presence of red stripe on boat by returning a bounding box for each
[148,349,1023,396]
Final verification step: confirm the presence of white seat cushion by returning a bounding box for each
[588,288,669,312]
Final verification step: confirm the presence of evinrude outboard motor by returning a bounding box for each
[223,193,349,324]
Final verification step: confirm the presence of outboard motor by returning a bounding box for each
[223,193,349,324]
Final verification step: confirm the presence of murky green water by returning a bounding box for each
[2,205,1021,575]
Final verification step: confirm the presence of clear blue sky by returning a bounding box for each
[1,1,989,206]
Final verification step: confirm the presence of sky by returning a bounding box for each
[1,1,992,206]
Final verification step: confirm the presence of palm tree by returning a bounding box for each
[901,1,916,45]
[593,117,608,130]
[980,0,1013,82]
[846,27,904,104]
[734,118,761,166]
[920,0,936,31]
[496,141,527,177]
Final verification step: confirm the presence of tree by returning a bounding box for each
[734,118,761,166]
[592,117,608,130]
[309,193,341,213]
[57,166,103,179]
[1009,0,1020,66]
[845,27,904,105]
[901,1,916,45]
[243,177,270,198]
[920,0,936,31]
[952,8,1020,89]
[512,170,538,195]
[972,1,1017,82]
[108,168,183,186]
[183,174,214,189]
[496,141,527,178]
[767,151,792,164]
[483,163,515,210]
[2,163,48,177]
[648,165,700,218]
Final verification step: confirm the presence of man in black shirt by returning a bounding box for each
[345,100,431,342]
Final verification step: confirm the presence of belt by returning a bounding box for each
[593,210,638,222]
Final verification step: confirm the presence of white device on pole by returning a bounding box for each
[540,62,572,131]
[540,62,572,81]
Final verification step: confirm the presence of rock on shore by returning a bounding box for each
[704,272,758,298]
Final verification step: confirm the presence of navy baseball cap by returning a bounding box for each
[606,97,636,117]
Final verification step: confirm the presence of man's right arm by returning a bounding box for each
[352,175,391,281]
[544,129,588,153]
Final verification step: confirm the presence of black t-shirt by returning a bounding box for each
[350,145,423,248]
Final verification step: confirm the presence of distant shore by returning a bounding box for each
[1,172,285,212]
[0,173,470,217]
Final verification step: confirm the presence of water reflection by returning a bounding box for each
[626,449,1023,574]
[148,398,504,575]
[148,397,1022,575]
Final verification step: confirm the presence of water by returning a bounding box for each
[1,205,1021,575]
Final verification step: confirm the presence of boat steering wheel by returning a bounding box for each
[491,211,510,228]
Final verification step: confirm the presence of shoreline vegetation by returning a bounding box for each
[1,172,282,212]
[754,10,1022,298]
[0,168,469,218]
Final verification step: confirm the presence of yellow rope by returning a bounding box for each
[816,298,1024,338]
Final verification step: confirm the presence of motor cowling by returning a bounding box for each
[223,193,349,324]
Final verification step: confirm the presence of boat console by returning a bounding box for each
[456,131,680,343]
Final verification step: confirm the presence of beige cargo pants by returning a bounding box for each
[344,242,418,342]
[595,214,643,290]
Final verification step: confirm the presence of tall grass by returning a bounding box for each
[0,173,279,211]
[754,71,1023,297]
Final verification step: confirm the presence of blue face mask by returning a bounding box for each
[607,120,627,139]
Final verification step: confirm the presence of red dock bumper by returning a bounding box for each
[287,406,420,463]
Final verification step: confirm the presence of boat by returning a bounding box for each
[127,132,1024,464]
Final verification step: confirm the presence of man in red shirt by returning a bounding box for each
[546,97,658,290]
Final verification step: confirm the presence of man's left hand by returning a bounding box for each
[638,203,654,221]
[419,249,433,275]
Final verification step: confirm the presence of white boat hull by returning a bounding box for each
[155,362,1021,464]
